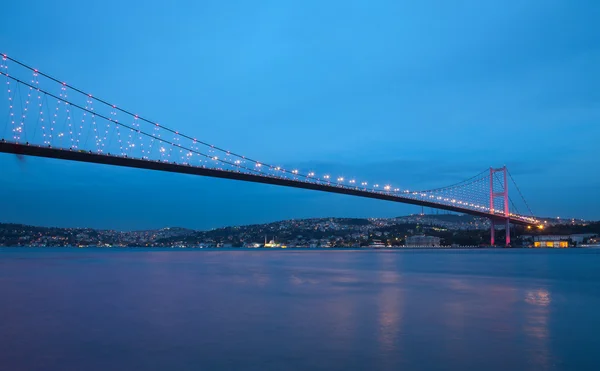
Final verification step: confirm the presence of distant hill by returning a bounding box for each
[2,216,597,247]
[396,214,479,222]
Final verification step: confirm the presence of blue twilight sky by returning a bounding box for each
[0,0,599,230]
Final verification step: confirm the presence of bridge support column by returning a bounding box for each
[489,166,510,247]
[490,220,495,246]
[505,218,510,247]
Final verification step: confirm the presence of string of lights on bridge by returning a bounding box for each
[0,53,539,225]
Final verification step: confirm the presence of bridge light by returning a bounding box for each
[324,175,330,179]
[308,172,315,177]
[537,225,544,230]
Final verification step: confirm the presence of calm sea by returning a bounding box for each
[1,248,599,371]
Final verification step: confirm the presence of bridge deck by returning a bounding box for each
[0,142,533,226]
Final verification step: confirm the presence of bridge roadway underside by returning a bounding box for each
[0,142,531,226]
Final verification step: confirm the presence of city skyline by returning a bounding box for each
[1,0,599,230]
[3,213,596,248]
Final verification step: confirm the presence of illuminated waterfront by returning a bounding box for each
[1,248,599,370]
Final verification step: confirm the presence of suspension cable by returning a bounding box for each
[1,53,310,181]
[507,169,534,216]
[417,169,489,193]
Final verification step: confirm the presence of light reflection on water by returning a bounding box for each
[525,288,551,370]
[526,289,552,307]
[376,253,403,357]
[1,248,600,371]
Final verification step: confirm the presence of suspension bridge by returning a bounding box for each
[0,53,540,246]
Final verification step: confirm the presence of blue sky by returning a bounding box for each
[1,0,599,230]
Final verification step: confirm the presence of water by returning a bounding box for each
[1,248,599,371]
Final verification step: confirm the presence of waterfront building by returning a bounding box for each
[532,235,569,248]
[406,235,441,247]
[368,240,386,248]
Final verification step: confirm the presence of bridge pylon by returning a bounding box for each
[489,166,510,247]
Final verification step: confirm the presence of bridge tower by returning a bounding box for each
[489,166,510,246]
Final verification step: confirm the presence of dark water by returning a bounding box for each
[1,248,600,371]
